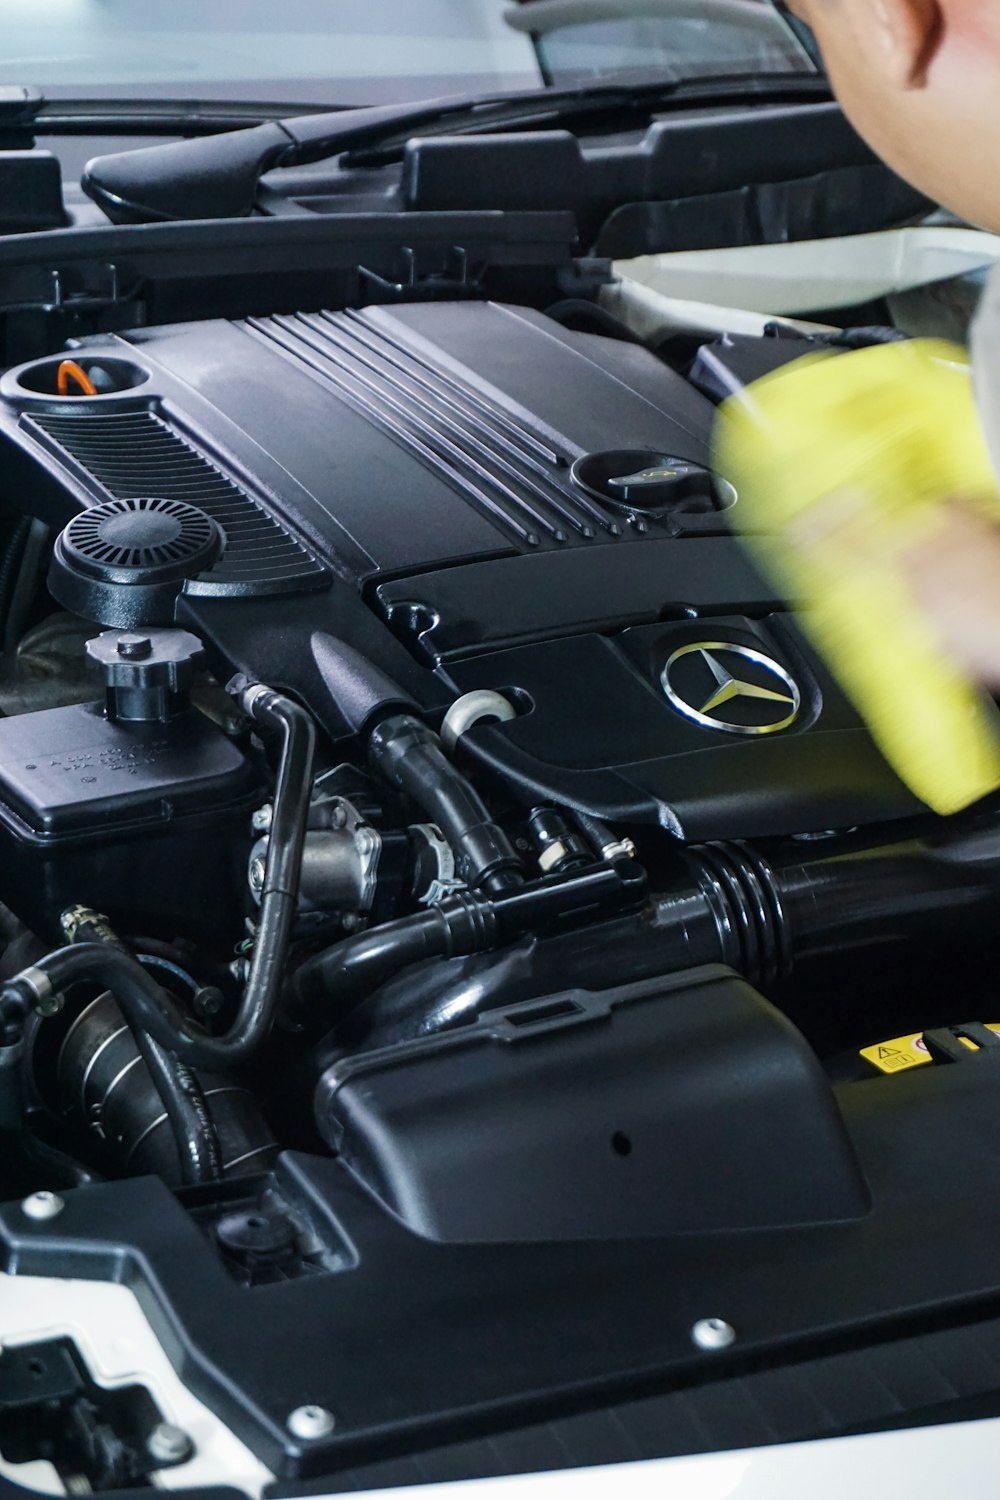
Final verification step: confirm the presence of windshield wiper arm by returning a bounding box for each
[83,93,495,223]
[82,74,829,226]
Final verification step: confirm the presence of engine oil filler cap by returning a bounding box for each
[49,496,222,628]
[571,448,734,517]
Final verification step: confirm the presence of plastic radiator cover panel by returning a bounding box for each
[8,995,1000,1476]
[316,967,868,1241]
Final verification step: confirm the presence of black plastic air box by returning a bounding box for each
[0,700,258,942]
[317,966,869,1242]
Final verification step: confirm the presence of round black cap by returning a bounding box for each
[49,496,222,627]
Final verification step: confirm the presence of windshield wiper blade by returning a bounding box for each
[0,84,351,146]
[34,97,356,136]
[82,74,830,226]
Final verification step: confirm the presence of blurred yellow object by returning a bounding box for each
[713,339,1000,815]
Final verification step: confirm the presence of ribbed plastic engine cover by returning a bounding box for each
[0,301,924,838]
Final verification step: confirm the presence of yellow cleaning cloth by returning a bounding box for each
[713,338,1000,815]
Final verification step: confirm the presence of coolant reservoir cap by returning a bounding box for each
[86,626,205,722]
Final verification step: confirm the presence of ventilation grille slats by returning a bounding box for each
[68,496,218,571]
[25,408,326,593]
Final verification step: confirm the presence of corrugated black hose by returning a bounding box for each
[0,517,30,653]
[60,908,222,1187]
[4,519,49,655]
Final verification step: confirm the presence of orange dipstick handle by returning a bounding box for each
[57,360,98,397]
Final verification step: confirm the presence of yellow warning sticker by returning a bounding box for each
[860,1025,1000,1075]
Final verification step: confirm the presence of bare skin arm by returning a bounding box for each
[781,0,1000,692]
[901,506,1000,688]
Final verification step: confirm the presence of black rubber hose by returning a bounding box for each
[319,889,718,1058]
[369,714,524,895]
[573,810,627,860]
[288,862,641,1015]
[292,901,497,1015]
[229,684,317,1051]
[130,1027,222,1186]
[1,684,315,1071]
[17,1130,101,1190]
[312,819,1000,1057]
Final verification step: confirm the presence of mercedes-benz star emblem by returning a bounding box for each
[661,642,801,736]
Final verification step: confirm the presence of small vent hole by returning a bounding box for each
[611,1132,632,1157]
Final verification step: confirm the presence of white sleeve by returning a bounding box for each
[971,261,1000,485]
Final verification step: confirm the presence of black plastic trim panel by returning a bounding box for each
[244,309,617,550]
[6,1048,1000,1480]
[23,409,328,597]
[298,1313,1000,1494]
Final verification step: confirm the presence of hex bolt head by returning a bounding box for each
[193,985,225,1019]
[287,1404,336,1441]
[251,804,273,834]
[21,1191,64,1221]
[146,1421,194,1466]
[691,1317,736,1351]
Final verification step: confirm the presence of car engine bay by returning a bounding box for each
[0,252,1000,1489]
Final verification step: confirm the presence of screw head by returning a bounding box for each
[287,1404,336,1441]
[146,1421,194,1465]
[21,1191,64,1221]
[248,857,266,893]
[691,1317,736,1351]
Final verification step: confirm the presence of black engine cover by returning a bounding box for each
[0,301,923,838]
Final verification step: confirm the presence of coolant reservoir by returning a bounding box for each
[0,628,259,942]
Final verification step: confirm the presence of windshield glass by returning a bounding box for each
[0,0,814,107]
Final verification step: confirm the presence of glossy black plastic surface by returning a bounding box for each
[0,701,257,941]
[11,1037,1000,1478]
[0,301,930,841]
[318,968,868,1241]
[0,151,66,235]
